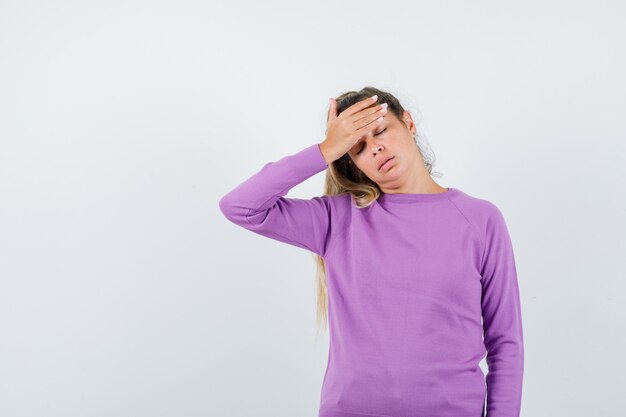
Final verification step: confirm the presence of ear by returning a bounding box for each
[402,111,416,136]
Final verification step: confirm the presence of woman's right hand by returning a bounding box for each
[319,95,388,165]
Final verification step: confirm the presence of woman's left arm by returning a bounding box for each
[480,205,525,417]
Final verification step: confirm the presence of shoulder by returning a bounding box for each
[447,188,509,239]
[313,192,353,224]
[314,192,352,209]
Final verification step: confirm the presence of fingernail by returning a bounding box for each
[371,95,378,101]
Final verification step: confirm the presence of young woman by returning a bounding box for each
[219,87,524,417]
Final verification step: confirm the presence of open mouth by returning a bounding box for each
[379,156,394,171]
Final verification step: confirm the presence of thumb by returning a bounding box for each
[327,98,337,122]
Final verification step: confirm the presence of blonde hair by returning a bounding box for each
[312,86,440,340]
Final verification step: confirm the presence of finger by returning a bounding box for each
[340,95,379,119]
[353,114,386,142]
[353,104,387,132]
[351,102,387,125]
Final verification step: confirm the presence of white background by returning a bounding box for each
[1,1,625,416]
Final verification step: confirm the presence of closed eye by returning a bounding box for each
[356,128,387,155]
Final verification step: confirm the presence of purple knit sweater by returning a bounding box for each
[218,143,524,417]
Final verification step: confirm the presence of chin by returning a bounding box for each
[380,163,400,177]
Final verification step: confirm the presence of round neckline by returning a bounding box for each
[378,187,459,203]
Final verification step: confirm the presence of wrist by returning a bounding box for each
[318,141,333,165]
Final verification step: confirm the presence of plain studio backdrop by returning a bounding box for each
[1,1,625,416]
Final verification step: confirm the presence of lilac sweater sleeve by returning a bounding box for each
[218,143,331,257]
[480,206,525,417]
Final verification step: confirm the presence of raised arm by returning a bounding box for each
[480,205,525,417]
[218,143,333,257]
[219,94,389,256]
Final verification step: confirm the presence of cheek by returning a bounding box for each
[352,158,371,174]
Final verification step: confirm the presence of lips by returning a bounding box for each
[378,156,394,171]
